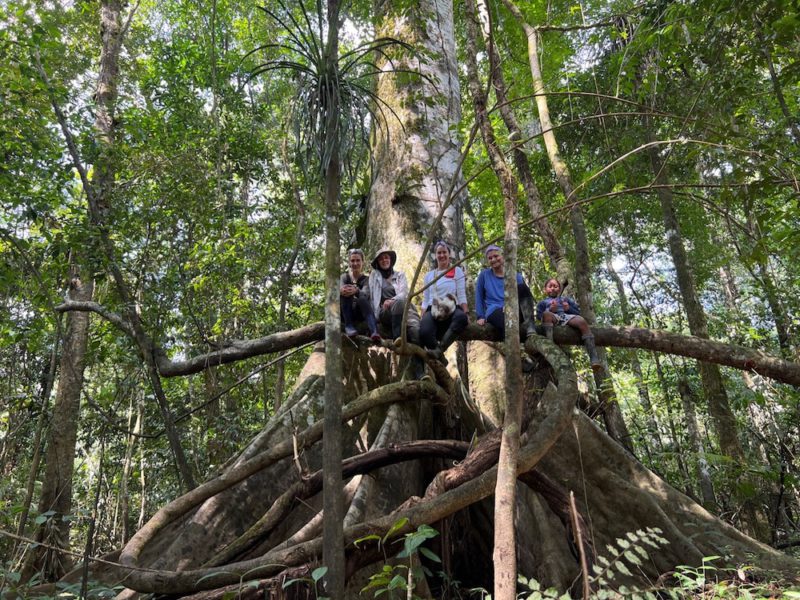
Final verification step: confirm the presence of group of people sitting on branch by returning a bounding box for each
[339,242,602,379]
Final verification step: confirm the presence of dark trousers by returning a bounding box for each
[378,299,420,343]
[341,294,373,330]
[420,307,468,350]
[486,282,534,341]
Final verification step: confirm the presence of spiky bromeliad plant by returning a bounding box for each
[246,0,413,185]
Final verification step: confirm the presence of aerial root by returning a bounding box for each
[119,380,446,570]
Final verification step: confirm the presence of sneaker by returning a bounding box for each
[345,325,358,337]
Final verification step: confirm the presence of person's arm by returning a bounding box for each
[356,275,370,299]
[566,297,580,315]
[393,272,408,303]
[536,299,546,321]
[455,267,468,308]
[421,271,432,311]
[340,273,353,296]
[475,271,486,321]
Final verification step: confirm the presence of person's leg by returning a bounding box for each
[430,308,467,365]
[517,282,537,338]
[568,316,601,369]
[486,308,505,340]
[341,296,358,336]
[541,310,556,340]
[379,307,392,336]
[446,307,468,336]
[566,315,591,336]
[355,295,381,341]
[420,309,438,350]
[390,300,420,342]
[391,300,424,379]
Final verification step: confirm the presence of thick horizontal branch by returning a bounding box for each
[156,323,325,376]
[590,326,800,387]
[463,324,800,388]
[61,303,799,387]
[55,300,135,338]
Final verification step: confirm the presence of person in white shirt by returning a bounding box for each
[420,241,468,364]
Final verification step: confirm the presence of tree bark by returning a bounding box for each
[368,0,466,261]
[321,0,345,593]
[462,1,524,594]
[24,273,93,581]
[677,378,717,509]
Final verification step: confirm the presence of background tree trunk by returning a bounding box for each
[321,0,345,592]
[645,125,768,540]
[23,272,93,582]
[677,378,717,509]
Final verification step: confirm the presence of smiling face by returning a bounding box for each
[435,245,450,269]
[545,278,561,297]
[377,253,393,269]
[486,249,504,272]
[349,252,364,276]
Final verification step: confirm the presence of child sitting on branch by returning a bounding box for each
[536,278,602,371]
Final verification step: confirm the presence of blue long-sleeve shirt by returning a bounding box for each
[475,269,524,319]
[536,296,580,321]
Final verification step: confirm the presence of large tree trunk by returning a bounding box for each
[368,0,465,261]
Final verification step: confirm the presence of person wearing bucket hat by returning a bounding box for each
[367,247,425,379]
[475,244,537,340]
[340,248,381,342]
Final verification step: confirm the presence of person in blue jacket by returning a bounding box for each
[537,277,601,370]
[475,244,536,340]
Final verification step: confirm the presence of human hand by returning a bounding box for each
[477,318,486,326]
[383,299,395,311]
[549,300,558,311]
[562,300,569,311]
